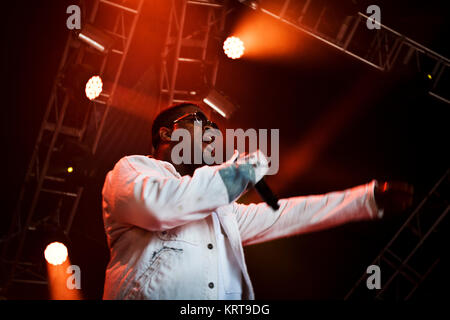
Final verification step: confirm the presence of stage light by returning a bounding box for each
[85,75,103,100]
[77,24,114,53]
[47,139,96,185]
[427,74,432,80]
[203,88,237,119]
[42,226,82,299]
[238,0,259,10]
[223,36,245,59]
[61,63,104,103]
[44,242,68,266]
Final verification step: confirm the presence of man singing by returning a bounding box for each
[101,102,413,299]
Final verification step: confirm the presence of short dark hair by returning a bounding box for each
[151,102,202,149]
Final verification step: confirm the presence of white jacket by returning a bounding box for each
[102,155,381,299]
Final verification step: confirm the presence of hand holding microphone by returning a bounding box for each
[228,150,280,210]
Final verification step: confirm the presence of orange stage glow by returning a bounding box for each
[44,241,82,299]
[239,73,386,205]
[223,36,245,59]
[231,11,304,60]
[275,73,386,194]
[105,82,160,121]
[46,257,82,300]
[85,75,103,100]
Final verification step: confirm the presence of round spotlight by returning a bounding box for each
[44,242,68,266]
[223,36,245,59]
[67,166,74,173]
[85,75,103,100]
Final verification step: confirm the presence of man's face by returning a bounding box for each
[169,106,219,166]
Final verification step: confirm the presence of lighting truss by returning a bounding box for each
[345,169,450,301]
[253,0,450,104]
[158,0,231,116]
[0,0,144,294]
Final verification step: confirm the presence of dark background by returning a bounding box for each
[1,0,449,300]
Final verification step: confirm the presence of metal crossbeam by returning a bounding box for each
[158,0,229,115]
[1,0,143,293]
[254,0,450,104]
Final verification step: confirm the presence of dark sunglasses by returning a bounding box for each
[173,112,219,129]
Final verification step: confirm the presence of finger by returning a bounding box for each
[228,150,239,163]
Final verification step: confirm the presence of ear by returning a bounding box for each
[159,127,172,144]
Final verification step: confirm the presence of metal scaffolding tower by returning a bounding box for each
[253,0,450,105]
[345,169,450,300]
[158,0,230,115]
[0,0,143,295]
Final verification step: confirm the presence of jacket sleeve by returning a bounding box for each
[232,180,382,246]
[102,156,256,231]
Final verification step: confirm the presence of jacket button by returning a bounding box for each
[207,243,213,249]
[208,282,214,289]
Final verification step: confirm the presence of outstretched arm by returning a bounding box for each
[233,181,380,246]
[233,180,414,246]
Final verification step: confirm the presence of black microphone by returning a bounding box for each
[254,178,280,211]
